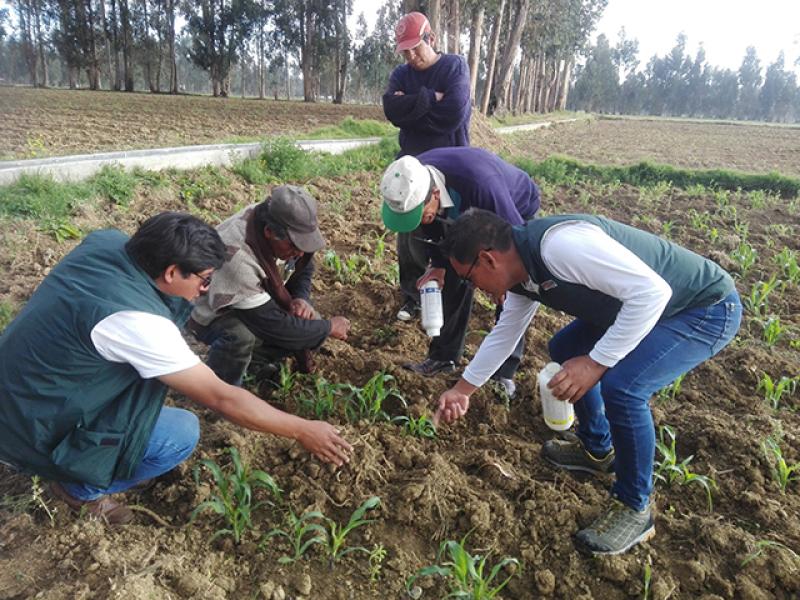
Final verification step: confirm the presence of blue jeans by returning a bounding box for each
[547,291,742,511]
[63,407,199,501]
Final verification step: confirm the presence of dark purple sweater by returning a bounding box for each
[416,147,541,267]
[383,54,471,157]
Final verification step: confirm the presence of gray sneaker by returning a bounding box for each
[576,500,655,555]
[542,437,614,475]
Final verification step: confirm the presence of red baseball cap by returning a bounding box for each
[395,12,431,53]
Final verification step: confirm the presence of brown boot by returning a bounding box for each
[49,482,134,525]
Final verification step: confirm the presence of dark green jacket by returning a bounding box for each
[511,214,735,329]
[0,230,192,488]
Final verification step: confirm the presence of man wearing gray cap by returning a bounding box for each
[191,186,350,385]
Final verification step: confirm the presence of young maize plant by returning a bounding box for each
[730,242,758,279]
[757,373,798,410]
[741,539,800,567]
[343,372,405,423]
[654,425,717,511]
[392,414,438,438]
[744,276,781,320]
[762,437,800,494]
[655,373,686,404]
[322,496,381,568]
[762,316,785,346]
[264,509,327,564]
[191,447,283,544]
[407,533,520,600]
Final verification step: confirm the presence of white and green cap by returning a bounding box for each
[380,155,432,233]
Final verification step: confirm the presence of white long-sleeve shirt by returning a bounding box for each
[462,220,672,387]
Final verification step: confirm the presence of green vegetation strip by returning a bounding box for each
[300,117,398,140]
[513,155,800,198]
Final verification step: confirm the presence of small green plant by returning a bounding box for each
[191,447,283,544]
[298,376,346,420]
[392,414,438,438]
[323,250,370,284]
[655,373,685,403]
[713,189,730,209]
[688,208,711,232]
[368,231,388,262]
[661,220,675,239]
[344,372,405,423]
[741,539,800,567]
[322,496,381,567]
[730,242,758,279]
[638,181,672,205]
[641,557,652,600]
[757,373,797,410]
[762,437,800,494]
[762,316,785,346]
[273,362,299,401]
[90,165,139,206]
[708,227,720,244]
[0,300,18,333]
[744,276,780,319]
[774,247,800,286]
[40,219,82,243]
[264,509,327,564]
[0,475,57,526]
[654,425,717,511]
[407,533,520,599]
[368,543,387,582]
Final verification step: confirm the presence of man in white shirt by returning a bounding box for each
[433,209,741,555]
[0,212,352,525]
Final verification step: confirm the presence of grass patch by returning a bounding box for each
[236,135,399,184]
[301,117,397,140]
[0,300,19,333]
[0,174,91,220]
[491,110,585,127]
[513,155,800,198]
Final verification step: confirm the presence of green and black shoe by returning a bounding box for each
[542,437,615,475]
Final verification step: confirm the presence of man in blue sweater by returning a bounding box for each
[434,209,741,555]
[382,11,471,157]
[381,148,540,389]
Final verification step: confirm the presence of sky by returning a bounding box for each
[350,0,800,74]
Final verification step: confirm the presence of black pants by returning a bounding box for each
[193,301,329,385]
[397,232,524,376]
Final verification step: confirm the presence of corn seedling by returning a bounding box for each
[299,376,346,420]
[264,509,327,564]
[382,262,400,286]
[41,219,82,243]
[368,231,388,262]
[344,372,405,423]
[392,414,438,438]
[641,557,652,600]
[654,425,717,511]
[762,316,785,346]
[762,437,800,494]
[757,373,797,410]
[322,496,381,567]
[774,247,800,286]
[744,276,780,319]
[1,476,57,526]
[661,220,675,239]
[713,189,730,208]
[273,362,299,401]
[688,209,711,232]
[655,373,685,404]
[368,543,387,582]
[191,447,283,544]
[639,181,672,206]
[708,227,720,244]
[323,250,369,284]
[741,539,800,568]
[407,533,520,599]
[730,242,758,279]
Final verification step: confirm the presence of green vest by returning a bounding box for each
[0,230,192,488]
[511,215,734,329]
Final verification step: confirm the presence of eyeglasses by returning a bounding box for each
[193,272,213,289]
[459,247,492,287]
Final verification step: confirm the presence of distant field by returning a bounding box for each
[507,116,800,178]
[0,86,384,160]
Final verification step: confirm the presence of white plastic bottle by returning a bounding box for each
[420,280,444,337]
[538,362,575,431]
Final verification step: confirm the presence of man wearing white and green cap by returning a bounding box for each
[381,147,540,386]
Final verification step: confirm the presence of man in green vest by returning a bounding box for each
[0,213,352,525]
[433,209,741,555]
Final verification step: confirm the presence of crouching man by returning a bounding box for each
[190,185,351,384]
[434,209,741,555]
[0,212,352,525]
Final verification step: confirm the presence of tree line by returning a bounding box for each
[570,31,800,123]
[0,0,607,115]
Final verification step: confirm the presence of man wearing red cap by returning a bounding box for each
[383,11,471,157]
[383,11,472,323]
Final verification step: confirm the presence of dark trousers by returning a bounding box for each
[193,301,329,385]
[398,232,524,376]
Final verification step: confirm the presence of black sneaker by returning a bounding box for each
[575,499,655,555]
[403,358,456,376]
[396,300,420,322]
[542,437,615,475]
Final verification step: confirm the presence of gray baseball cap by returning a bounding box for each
[268,185,326,253]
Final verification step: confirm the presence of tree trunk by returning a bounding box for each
[447,0,460,55]
[302,5,317,102]
[86,0,101,90]
[33,0,48,87]
[333,0,349,104]
[466,4,483,103]
[492,0,530,116]
[428,0,442,45]
[109,0,122,90]
[120,0,134,91]
[480,0,506,115]
[17,2,38,87]
[557,58,571,110]
[98,0,114,90]
[166,0,178,94]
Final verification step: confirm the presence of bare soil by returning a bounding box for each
[507,116,800,178]
[1,103,799,599]
[0,86,385,160]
